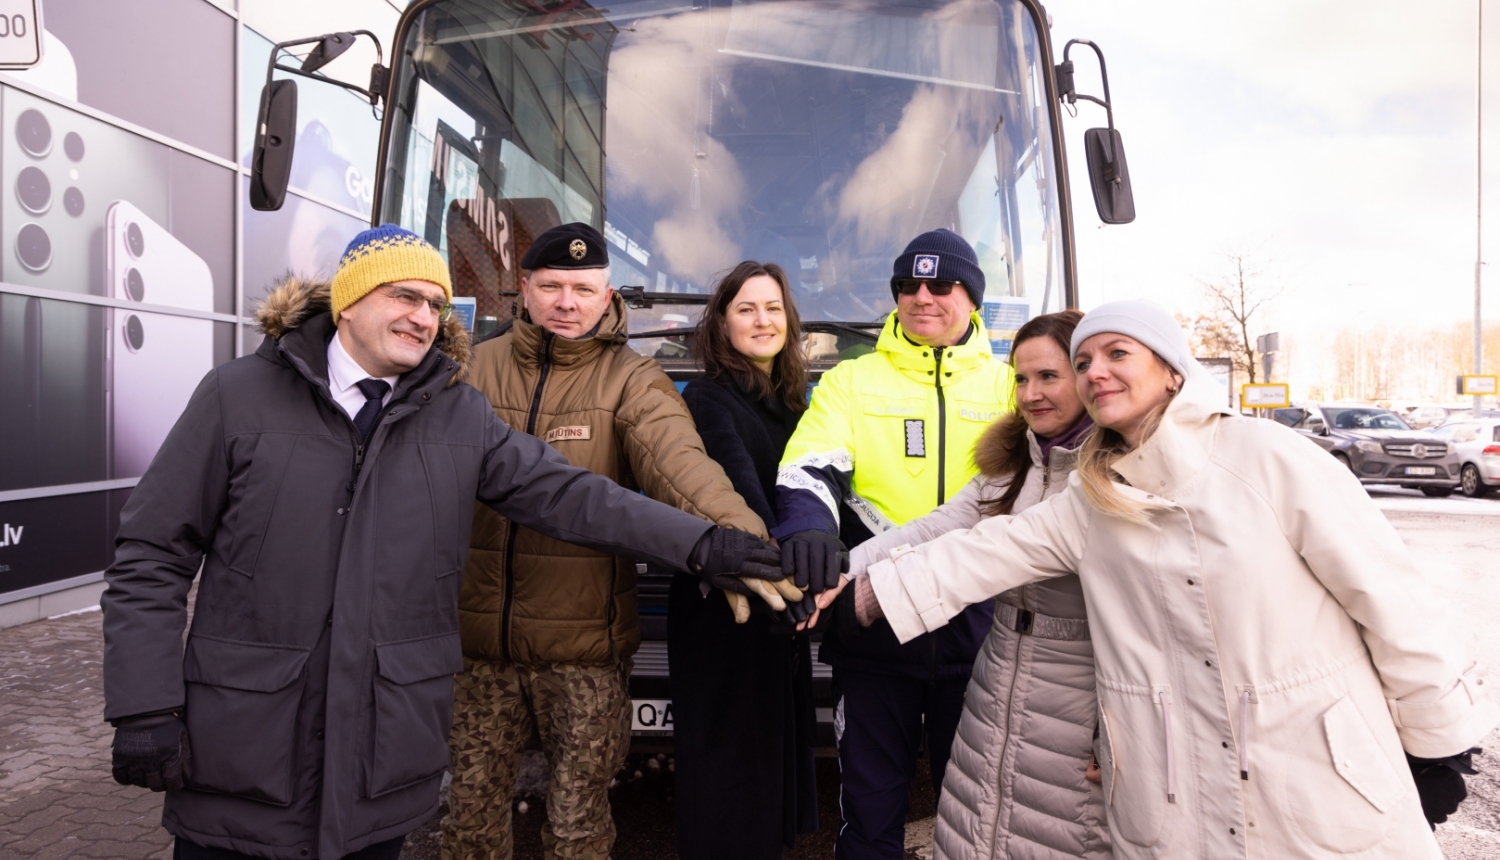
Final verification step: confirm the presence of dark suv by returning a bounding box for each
[1270,403,1462,496]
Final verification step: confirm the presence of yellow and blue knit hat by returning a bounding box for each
[330,224,452,321]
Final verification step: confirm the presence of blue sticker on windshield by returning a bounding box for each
[913,255,939,278]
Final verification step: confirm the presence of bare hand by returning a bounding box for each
[815,573,852,610]
[795,607,821,632]
[1086,759,1102,785]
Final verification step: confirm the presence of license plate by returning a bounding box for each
[631,699,674,734]
[1405,466,1437,476]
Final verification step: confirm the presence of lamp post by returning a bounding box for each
[1477,0,1486,418]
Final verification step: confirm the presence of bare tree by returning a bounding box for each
[1192,253,1280,383]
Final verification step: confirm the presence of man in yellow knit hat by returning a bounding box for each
[100,224,788,860]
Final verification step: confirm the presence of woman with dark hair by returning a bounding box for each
[846,309,1111,860]
[669,260,818,859]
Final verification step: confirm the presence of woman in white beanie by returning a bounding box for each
[825,299,1495,859]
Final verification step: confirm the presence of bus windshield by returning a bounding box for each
[380,0,1064,350]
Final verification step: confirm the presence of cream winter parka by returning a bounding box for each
[867,370,1498,860]
[853,422,1111,860]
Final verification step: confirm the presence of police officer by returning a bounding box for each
[775,228,1014,859]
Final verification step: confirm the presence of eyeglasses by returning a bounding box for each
[893,278,962,297]
[379,284,453,321]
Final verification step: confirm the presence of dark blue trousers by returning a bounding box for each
[833,668,968,860]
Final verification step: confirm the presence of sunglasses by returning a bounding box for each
[893,278,962,297]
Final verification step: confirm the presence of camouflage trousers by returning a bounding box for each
[441,657,632,860]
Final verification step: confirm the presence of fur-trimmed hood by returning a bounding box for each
[973,412,1029,478]
[254,275,472,384]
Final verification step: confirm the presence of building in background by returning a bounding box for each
[0,0,401,628]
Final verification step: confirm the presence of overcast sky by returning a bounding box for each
[1048,0,1497,345]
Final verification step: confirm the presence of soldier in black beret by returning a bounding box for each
[447,221,789,858]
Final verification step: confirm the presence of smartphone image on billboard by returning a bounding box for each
[105,200,214,480]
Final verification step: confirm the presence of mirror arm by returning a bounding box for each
[272,62,379,101]
[267,31,386,106]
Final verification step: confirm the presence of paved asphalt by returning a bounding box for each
[0,486,1495,859]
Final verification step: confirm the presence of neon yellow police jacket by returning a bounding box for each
[771,310,1016,541]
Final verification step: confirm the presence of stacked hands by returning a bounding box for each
[688,527,849,628]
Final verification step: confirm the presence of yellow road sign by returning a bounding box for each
[1241,383,1290,409]
[1459,375,1498,396]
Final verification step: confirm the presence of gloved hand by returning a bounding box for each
[689,527,784,595]
[778,590,817,627]
[1407,748,1481,828]
[111,712,191,792]
[781,530,848,594]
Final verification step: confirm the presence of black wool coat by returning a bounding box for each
[669,374,818,860]
[100,278,714,860]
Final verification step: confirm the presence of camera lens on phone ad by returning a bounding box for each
[64,131,85,162]
[17,166,51,214]
[124,314,145,352]
[125,268,144,302]
[63,187,84,217]
[16,223,51,272]
[17,109,52,158]
[126,222,145,258]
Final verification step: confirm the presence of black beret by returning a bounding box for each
[520,222,610,271]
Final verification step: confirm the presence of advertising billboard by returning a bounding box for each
[0,1,390,617]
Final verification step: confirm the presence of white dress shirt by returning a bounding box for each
[326,331,398,420]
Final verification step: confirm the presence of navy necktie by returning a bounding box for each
[352,378,390,443]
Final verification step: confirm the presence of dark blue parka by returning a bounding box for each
[101,278,713,859]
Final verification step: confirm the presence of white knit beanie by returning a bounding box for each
[1069,299,1201,379]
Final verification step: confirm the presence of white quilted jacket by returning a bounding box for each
[867,371,1498,859]
[853,431,1112,860]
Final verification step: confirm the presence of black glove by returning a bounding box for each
[781,530,848,594]
[1408,748,1480,828]
[689,527,784,596]
[780,591,816,627]
[111,713,191,792]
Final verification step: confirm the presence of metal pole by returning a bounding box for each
[1478,0,1486,418]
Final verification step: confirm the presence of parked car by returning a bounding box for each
[1405,404,1453,430]
[1427,418,1500,497]
[1270,403,1462,496]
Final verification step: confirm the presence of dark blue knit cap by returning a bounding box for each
[889,228,985,306]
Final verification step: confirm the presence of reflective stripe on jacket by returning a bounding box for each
[868,370,1499,859]
[854,428,1111,860]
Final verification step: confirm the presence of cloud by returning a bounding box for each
[1049,0,1495,341]
[605,10,746,284]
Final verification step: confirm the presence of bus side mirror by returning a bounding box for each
[1084,127,1134,224]
[249,31,385,212]
[250,79,298,211]
[1058,40,1136,225]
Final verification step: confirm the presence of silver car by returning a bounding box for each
[1428,417,1500,497]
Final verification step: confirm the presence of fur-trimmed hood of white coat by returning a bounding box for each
[867,369,1498,859]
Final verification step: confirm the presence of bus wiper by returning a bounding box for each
[618,286,709,309]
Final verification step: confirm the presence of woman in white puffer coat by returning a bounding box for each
[851,310,1111,860]
[830,300,1496,860]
